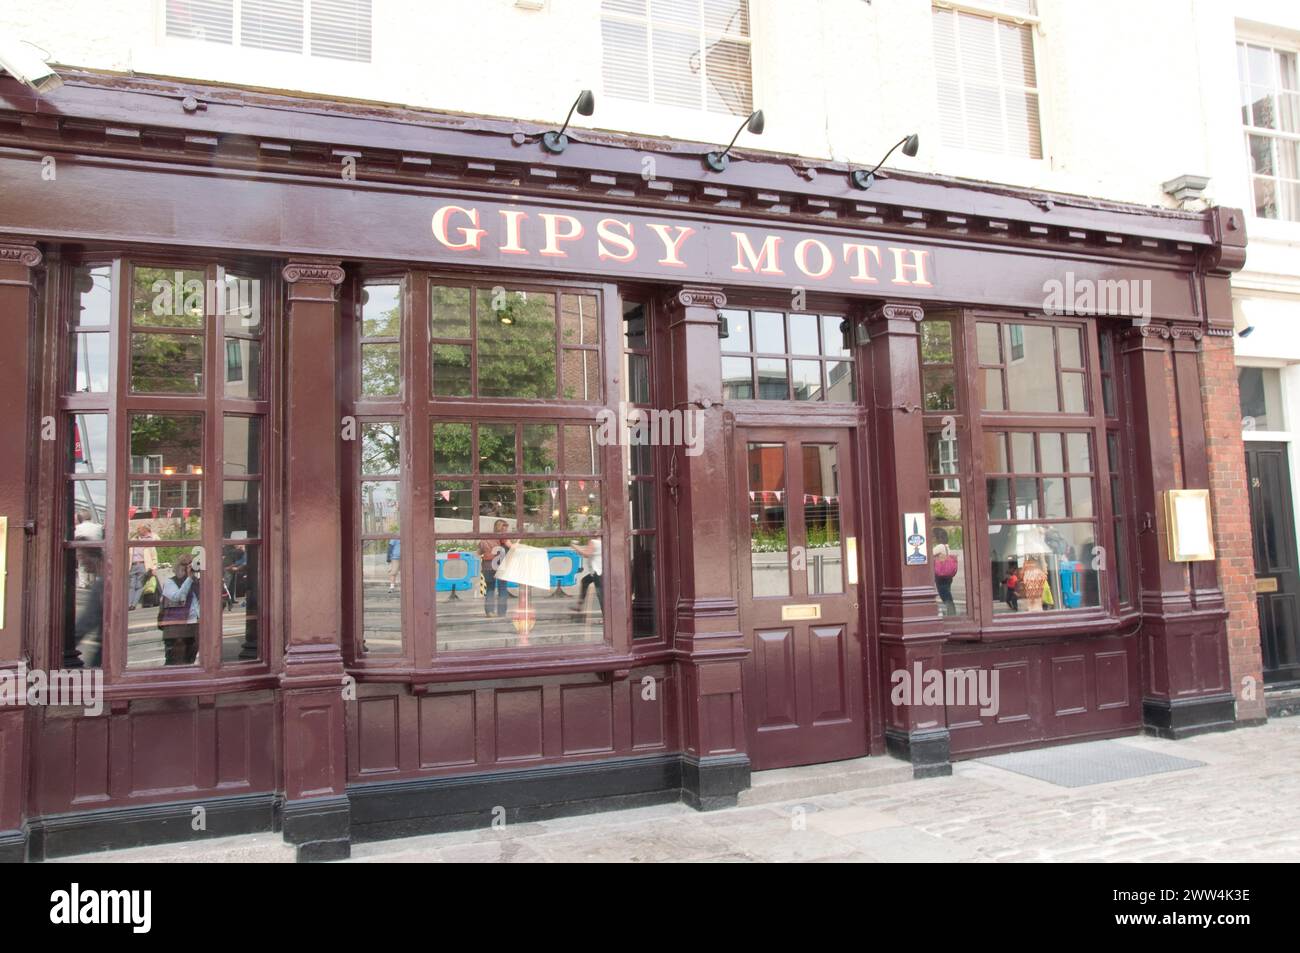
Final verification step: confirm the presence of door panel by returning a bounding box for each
[738,427,867,770]
[1246,442,1300,685]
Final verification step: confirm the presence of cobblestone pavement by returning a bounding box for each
[54,719,1300,863]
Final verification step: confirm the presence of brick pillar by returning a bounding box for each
[864,301,950,777]
[0,239,40,862]
[664,286,750,808]
[1199,330,1266,723]
[1124,324,1234,738]
[279,259,350,860]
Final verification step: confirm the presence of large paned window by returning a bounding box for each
[165,0,374,63]
[932,0,1042,159]
[1238,39,1300,221]
[61,259,269,674]
[921,314,970,619]
[601,0,753,117]
[720,308,854,402]
[623,299,660,640]
[349,274,629,662]
[973,317,1108,622]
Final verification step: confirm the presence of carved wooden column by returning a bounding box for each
[864,301,951,777]
[664,285,750,808]
[279,258,350,860]
[1123,324,1233,738]
[0,239,40,861]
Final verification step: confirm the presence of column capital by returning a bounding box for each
[664,284,726,313]
[0,239,43,269]
[1120,322,1173,353]
[862,300,924,336]
[282,258,345,286]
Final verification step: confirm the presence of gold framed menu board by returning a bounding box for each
[1163,489,1215,562]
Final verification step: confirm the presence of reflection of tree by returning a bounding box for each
[131,334,203,392]
[131,413,200,462]
[362,423,400,473]
[361,344,399,396]
[477,290,556,398]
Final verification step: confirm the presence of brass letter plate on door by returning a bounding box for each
[1256,577,1279,594]
[781,603,822,621]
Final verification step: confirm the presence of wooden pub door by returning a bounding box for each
[736,427,868,770]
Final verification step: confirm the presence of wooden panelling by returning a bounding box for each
[417,691,476,768]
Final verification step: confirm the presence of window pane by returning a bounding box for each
[756,358,788,399]
[626,439,653,478]
[722,356,754,399]
[1061,372,1087,413]
[479,423,516,473]
[1010,432,1034,472]
[921,320,953,364]
[522,481,561,532]
[1039,432,1064,473]
[753,311,785,353]
[826,360,854,402]
[523,424,559,473]
[976,322,1001,363]
[630,534,658,640]
[747,443,789,597]
[70,413,108,474]
[565,480,602,532]
[625,351,651,404]
[224,338,263,399]
[927,430,960,476]
[1238,366,1284,430]
[1043,477,1067,518]
[561,293,600,346]
[220,544,260,662]
[131,413,203,474]
[562,349,600,401]
[361,481,401,534]
[629,479,655,530]
[986,478,1012,520]
[430,285,471,338]
[433,481,472,530]
[431,343,471,397]
[923,367,956,411]
[982,368,1005,411]
[132,266,206,328]
[1014,477,1040,518]
[984,432,1009,472]
[1070,477,1094,518]
[74,265,111,328]
[792,360,823,400]
[623,300,648,350]
[1058,326,1083,368]
[222,480,260,538]
[721,309,751,352]
[362,283,401,337]
[128,556,201,669]
[932,525,965,617]
[222,272,261,334]
[361,539,402,655]
[431,422,472,474]
[990,522,1102,614]
[63,547,103,668]
[804,444,843,595]
[1005,324,1059,411]
[1066,432,1092,472]
[821,315,849,358]
[71,332,110,393]
[479,482,518,531]
[224,416,262,476]
[360,343,400,396]
[68,480,107,540]
[361,422,401,475]
[477,289,557,398]
[563,425,600,475]
[128,481,203,538]
[789,312,820,355]
[434,538,605,652]
[131,333,204,393]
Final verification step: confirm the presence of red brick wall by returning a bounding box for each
[1201,333,1266,722]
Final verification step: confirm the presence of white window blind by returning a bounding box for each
[932,1,1042,159]
[165,0,371,62]
[1238,40,1300,221]
[601,0,753,117]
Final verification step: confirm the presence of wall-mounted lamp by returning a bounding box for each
[705,109,765,172]
[850,133,919,190]
[542,90,595,154]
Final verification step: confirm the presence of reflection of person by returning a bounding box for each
[70,521,105,668]
[386,537,401,591]
[478,520,513,617]
[932,528,958,616]
[1003,558,1020,612]
[572,537,604,613]
[1021,556,1047,612]
[128,525,157,610]
[160,553,200,666]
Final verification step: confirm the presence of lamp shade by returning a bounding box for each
[496,543,551,590]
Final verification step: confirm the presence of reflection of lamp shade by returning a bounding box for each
[497,543,551,590]
[1015,523,1049,557]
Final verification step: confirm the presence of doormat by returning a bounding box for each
[975,741,1205,788]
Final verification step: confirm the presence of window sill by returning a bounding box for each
[90,670,279,706]
[350,645,676,685]
[945,610,1141,644]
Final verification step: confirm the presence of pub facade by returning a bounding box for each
[0,70,1253,861]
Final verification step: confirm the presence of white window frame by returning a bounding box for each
[161,0,371,63]
[1237,37,1300,224]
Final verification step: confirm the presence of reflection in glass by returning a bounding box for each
[826,360,854,402]
[70,414,108,474]
[753,311,785,353]
[432,422,472,474]
[361,539,402,654]
[479,423,516,473]
[360,342,400,397]
[923,367,956,411]
[564,425,600,475]
[523,424,559,473]
[789,312,820,355]
[433,538,605,652]
[220,544,260,661]
[630,534,657,640]
[432,342,472,396]
[63,547,103,668]
[72,332,110,393]
[803,445,843,594]
[747,443,789,597]
[224,416,262,475]
[131,413,203,474]
[720,309,751,352]
[756,358,788,399]
[224,338,262,399]
[223,481,261,538]
[361,422,401,475]
[821,315,849,358]
[74,265,111,328]
[561,293,600,345]
[989,522,1101,614]
[565,480,602,533]
[433,481,472,531]
[722,357,753,399]
[477,289,557,398]
[1005,324,1059,411]
[522,481,561,532]
[430,285,471,338]
[478,482,517,531]
[361,481,401,534]
[562,349,599,400]
[362,284,401,337]
[931,525,965,617]
[128,557,201,669]
[132,267,206,328]
[131,333,204,393]
[791,360,822,400]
